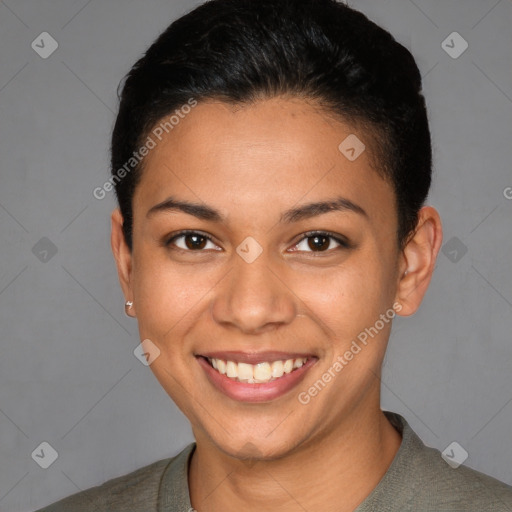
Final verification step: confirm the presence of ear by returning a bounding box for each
[111,209,136,317]
[395,206,443,316]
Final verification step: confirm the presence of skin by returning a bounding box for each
[111,97,443,511]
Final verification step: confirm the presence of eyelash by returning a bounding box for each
[164,229,351,254]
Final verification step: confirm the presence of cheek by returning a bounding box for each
[130,249,216,342]
[292,260,392,339]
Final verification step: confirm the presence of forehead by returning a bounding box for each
[135,97,396,230]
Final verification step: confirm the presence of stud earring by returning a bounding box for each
[125,300,134,316]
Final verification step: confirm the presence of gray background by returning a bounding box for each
[0,0,510,510]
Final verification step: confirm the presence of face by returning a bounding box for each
[113,97,414,459]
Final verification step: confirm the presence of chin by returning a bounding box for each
[199,420,312,463]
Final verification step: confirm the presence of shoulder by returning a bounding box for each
[410,440,512,510]
[33,444,194,512]
[375,412,512,511]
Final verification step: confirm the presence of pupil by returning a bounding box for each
[186,234,207,250]
[308,235,329,251]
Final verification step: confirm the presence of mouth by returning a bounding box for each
[196,352,317,403]
[204,356,308,383]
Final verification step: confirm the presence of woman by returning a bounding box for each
[38,0,512,510]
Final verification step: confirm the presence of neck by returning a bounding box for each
[189,404,402,512]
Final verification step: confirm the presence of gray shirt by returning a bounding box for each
[35,412,512,511]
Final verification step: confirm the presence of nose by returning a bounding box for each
[210,249,297,335]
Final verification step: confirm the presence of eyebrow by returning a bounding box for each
[146,195,368,223]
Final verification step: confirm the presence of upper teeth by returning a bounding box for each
[208,357,307,383]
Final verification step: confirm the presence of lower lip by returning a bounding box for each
[197,357,317,403]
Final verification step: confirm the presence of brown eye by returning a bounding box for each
[183,234,208,250]
[165,231,219,251]
[291,231,350,253]
[307,234,331,251]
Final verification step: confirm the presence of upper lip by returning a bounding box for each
[197,351,317,364]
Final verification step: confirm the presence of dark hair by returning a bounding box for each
[111,0,432,250]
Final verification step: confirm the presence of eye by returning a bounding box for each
[165,230,221,251]
[164,230,350,254]
[289,231,350,253]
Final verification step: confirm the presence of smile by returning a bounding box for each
[197,352,317,403]
[206,357,308,383]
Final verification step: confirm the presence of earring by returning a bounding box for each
[125,300,134,317]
